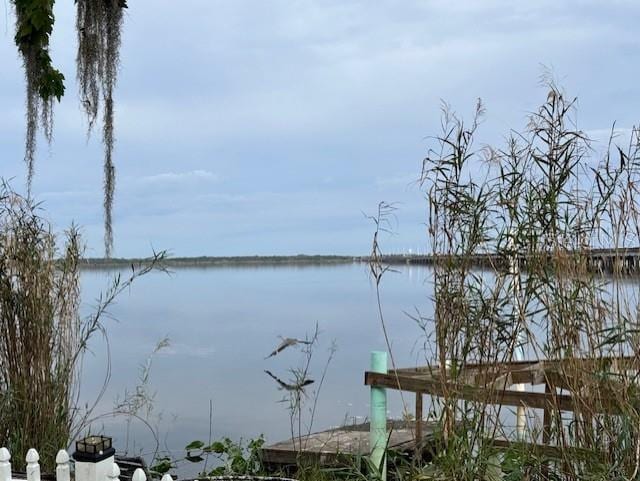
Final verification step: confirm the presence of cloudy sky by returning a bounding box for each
[1,1,639,257]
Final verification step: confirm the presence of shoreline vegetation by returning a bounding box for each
[79,249,640,274]
[79,254,361,269]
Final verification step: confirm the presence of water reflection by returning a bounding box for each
[78,263,433,469]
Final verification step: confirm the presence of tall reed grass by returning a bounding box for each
[411,79,640,480]
[0,182,164,471]
[0,183,80,471]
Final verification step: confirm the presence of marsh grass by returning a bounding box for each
[0,183,80,471]
[0,182,165,471]
[409,79,640,479]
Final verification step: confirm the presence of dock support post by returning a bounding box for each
[509,234,527,440]
[515,337,526,439]
[370,351,387,481]
[415,392,423,457]
[541,382,552,478]
[415,392,423,442]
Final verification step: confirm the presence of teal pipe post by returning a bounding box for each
[370,351,387,481]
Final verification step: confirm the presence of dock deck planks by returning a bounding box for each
[262,421,437,467]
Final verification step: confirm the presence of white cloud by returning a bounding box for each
[375,173,419,189]
[584,127,635,143]
[39,189,95,199]
[137,170,220,185]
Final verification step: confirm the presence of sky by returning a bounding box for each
[1,1,639,257]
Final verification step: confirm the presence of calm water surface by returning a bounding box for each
[79,263,434,468]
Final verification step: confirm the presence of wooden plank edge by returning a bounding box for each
[364,371,580,412]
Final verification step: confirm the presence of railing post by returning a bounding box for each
[0,448,11,481]
[132,468,147,481]
[26,449,40,481]
[107,463,120,481]
[56,450,70,481]
[369,351,387,481]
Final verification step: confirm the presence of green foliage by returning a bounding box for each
[201,436,265,476]
[12,0,64,102]
[38,58,65,101]
[151,436,266,479]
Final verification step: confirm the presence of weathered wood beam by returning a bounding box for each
[365,372,577,411]
[390,355,636,376]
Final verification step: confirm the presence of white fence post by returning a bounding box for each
[56,450,70,481]
[0,447,11,481]
[161,475,172,481]
[26,449,40,481]
[132,468,146,481]
[107,463,120,481]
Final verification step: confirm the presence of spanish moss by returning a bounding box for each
[76,0,125,257]
[12,0,64,195]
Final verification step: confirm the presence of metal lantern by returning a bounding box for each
[73,436,115,481]
[75,436,113,458]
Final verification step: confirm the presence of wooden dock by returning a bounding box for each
[365,356,637,457]
[262,420,438,469]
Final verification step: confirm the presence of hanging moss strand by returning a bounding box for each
[103,94,115,258]
[76,0,125,257]
[11,0,125,256]
[12,0,65,193]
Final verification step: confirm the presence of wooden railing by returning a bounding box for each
[0,447,168,481]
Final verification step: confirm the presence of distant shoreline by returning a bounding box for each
[79,254,362,269]
[77,248,640,274]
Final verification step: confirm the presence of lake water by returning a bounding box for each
[78,263,435,471]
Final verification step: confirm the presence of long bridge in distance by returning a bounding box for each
[357,247,640,274]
